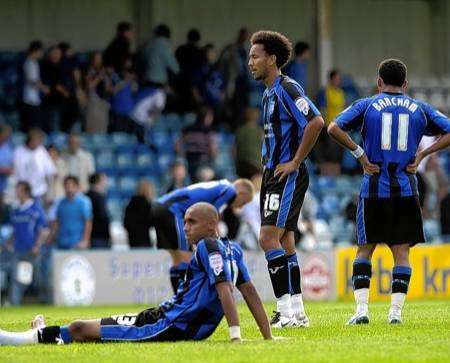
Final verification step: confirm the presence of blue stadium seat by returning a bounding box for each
[182,113,197,127]
[107,197,124,222]
[165,113,183,132]
[96,151,116,169]
[118,175,139,194]
[11,132,25,146]
[157,152,175,170]
[151,130,173,151]
[116,152,137,171]
[112,132,137,146]
[47,132,67,149]
[136,150,157,171]
[89,134,109,148]
[321,194,341,218]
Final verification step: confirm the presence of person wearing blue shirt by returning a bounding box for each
[283,41,310,90]
[328,59,450,325]
[0,123,14,202]
[248,31,324,328]
[153,179,254,293]
[0,202,273,345]
[8,181,48,305]
[49,176,92,250]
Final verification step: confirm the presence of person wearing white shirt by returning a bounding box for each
[61,133,95,192]
[20,40,49,132]
[13,128,56,201]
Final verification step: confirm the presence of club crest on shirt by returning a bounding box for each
[295,97,310,116]
[209,253,224,276]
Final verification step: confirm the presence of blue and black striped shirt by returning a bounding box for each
[261,75,321,169]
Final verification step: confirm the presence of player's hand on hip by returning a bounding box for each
[274,160,300,182]
[406,153,424,174]
[358,155,380,175]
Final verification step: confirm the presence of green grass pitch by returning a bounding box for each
[0,300,449,363]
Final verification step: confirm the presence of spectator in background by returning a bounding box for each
[441,189,450,238]
[176,28,203,112]
[235,107,263,179]
[0,124,13,207]
[315,69,346,175]
[217,27,249,106]
[86,173,110,249]
[193,44,225,110]
[41,46,66,132]
[84,52,111,134]
[124,180,154,248]
[142,24,179,88]
[58,42,81,132]
[8,181,47,305]
[46,145,68,203]
[283,41,311,90]
[109,57,137,134]
[13,128,56,202]
[162,159,190,194]
[48,176,92,250]
[103,21,134,74]
[20,40,49,132]
[62,133,95,192]
[176,107,218,181]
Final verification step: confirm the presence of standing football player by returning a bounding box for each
[328,59,450,324]
[248,31,324,328]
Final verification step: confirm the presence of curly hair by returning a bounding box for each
[250,30,292,68]
[378,59,407,87]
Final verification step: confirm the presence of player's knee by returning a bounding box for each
[68,321,88,342]
[259,232,278,251]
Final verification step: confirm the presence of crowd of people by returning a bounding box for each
[0,21,449,307]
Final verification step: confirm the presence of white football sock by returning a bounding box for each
[354,288,369,314]
[276,294,293,318]
[291,293,306,316]
[390,292,406,313]
[0,328,39,346]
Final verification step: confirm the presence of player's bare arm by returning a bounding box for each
[406,133,450,173]
[215,281,241,342]
[237,281,272,340]
[327,121,380,175]
[274,115,324,182]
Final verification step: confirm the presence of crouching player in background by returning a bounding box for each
[0,202,273,344]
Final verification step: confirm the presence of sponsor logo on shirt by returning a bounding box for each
[209,253,224,276]
[295,97,310,116]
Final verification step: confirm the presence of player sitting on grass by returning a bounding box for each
[328,59,450,325]
[0,202,273,345]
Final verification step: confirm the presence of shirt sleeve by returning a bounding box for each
[280,80,321,128]
[419,102,450,136]
[233,243,251,286]
[82,197,93,220]
[197,239,232,286]
[36,202,48,229]
[335,98,369,131]
[212,184,237,213]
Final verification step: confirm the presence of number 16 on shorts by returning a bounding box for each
[264,193,280,218]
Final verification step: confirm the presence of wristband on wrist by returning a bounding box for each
[350,145,364,159]
[229,326,241,340]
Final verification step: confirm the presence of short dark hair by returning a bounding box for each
[187,28,201,43]
[64,175,79,185]
[117,21,132,35]
[329,69,340,80]
[250,30,292,68]
[17,181,32,197]
[89,172,105,186]
[154,24,171,38]
[378,59,407,87]
[294,41,310,56]
[27,40,43,55]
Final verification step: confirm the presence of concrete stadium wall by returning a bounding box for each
[331,0,435,79]
[0,0,134,51]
